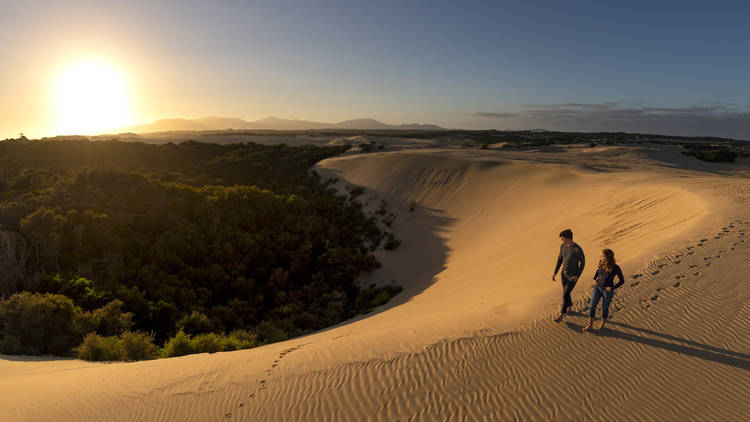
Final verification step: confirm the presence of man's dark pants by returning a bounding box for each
[560,274,577,314]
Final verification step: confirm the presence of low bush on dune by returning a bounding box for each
[76,333,123,361]
[355,283,403,314]
[76,331,162,361]
[120,331,161,361]
[161,329,257,358]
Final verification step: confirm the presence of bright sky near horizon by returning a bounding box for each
[1,0,749,139]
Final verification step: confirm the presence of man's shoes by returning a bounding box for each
[554,314,565,323]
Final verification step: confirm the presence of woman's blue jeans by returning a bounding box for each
[589,286,614,318]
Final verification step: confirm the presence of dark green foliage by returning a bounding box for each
[119,331,160,361]
[76,331,160,361]
[384,232,402,250]
[84,299,134,336]
[176,311,216,335]
[354,283,403,314]
[36,275,105,310]
[161,329,193,357]
[0,292,137,356]
[681,144,737,163]
[76,333,122,361]
[0,292,87,355]
[0,139,402,357]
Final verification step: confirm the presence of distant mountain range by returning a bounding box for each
[117,116,445,133]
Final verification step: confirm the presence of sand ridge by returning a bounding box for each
[1,144,749,421]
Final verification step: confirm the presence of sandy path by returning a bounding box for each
[1,145,749,421]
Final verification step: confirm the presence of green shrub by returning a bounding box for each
[76,333,122,361]
[176,311,215,335]
[383,232,402,250]
[36,275,104,310]
[119,331,159,361]
[191,332,225,354]
[162,329,194,357]
[0,292,87,355]
[225,330,258,350]
[0,335,30,355]
[371,291,392,307]
[85,299,134,336]
[160,329,257,358]
[254,321,288,344]
[355,283,403,314]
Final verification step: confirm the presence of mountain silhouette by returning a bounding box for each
[118,116,444,133]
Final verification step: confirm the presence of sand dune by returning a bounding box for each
[2,144,749,421]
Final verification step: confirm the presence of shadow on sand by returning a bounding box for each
[565,321,750,371]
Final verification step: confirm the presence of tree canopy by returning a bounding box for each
[0,139,401,357]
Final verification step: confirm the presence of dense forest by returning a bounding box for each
[0,139,401,359]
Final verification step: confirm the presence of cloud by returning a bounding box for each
[471,102,750,139]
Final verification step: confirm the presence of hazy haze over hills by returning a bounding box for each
[118,116,445,133]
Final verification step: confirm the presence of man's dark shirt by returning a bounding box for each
[554,242,585,278]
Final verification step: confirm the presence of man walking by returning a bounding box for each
[552,229,585,322]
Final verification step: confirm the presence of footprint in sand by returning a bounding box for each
[694,272,700,276]
[700,238,708,242]
[688,251,695,255]
[632,273,643,279]
[675,275,685,279]
[631,281,640,287]
[673,282,681,287]
[650,295,658,301]
[651,270,660,275]
[673,260,682,264]
[705,263,711,267]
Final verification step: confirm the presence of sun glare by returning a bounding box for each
[56,61,132,135]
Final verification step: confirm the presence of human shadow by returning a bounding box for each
[565,321,750,371]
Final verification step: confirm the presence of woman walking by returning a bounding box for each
[583,249,624,332]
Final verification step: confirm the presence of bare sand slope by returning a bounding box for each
[1,146,749,421]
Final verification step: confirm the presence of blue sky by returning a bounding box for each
[2,0,749,138]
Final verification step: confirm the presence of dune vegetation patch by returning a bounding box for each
[0,139,402,360]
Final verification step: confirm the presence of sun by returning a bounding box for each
[56,60,132,135]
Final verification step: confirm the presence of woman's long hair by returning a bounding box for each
[599,249,616,272]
